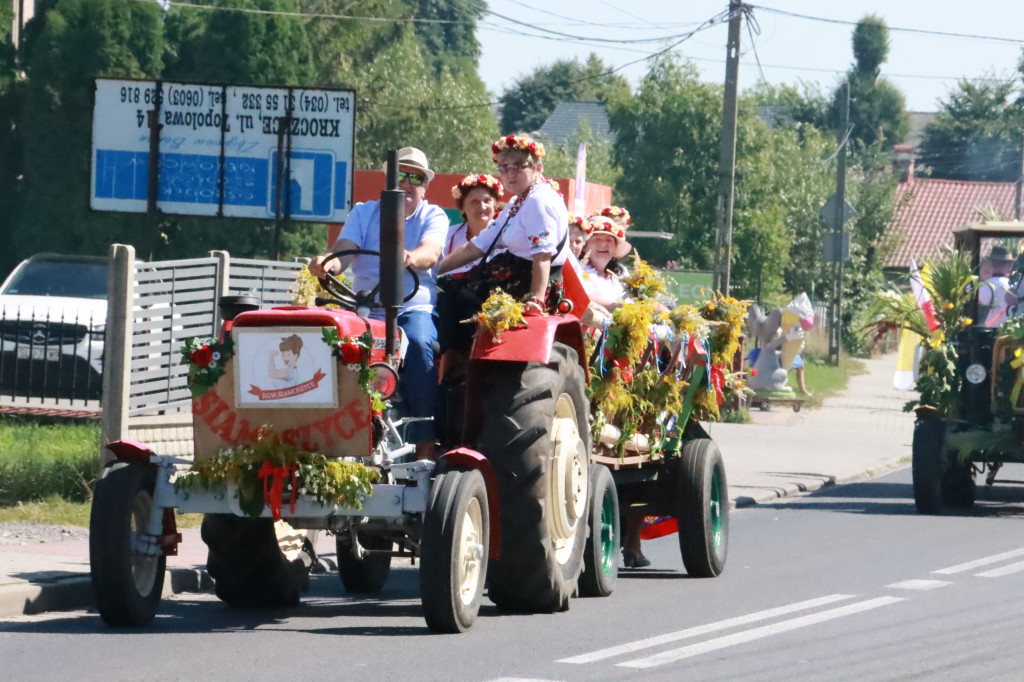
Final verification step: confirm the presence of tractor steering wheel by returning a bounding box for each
[317,248,420,311]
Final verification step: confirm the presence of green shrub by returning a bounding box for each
[0,417,101,505]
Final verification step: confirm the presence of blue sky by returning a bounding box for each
[477,1,1024,113]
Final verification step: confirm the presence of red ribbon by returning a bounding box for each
[257,461,298,520]
[709,364,726,405]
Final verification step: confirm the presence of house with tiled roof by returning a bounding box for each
[537,101,613,147]
[884,168,1018,272]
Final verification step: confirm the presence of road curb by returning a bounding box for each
[0,566,214,619]
[731,460,908,509]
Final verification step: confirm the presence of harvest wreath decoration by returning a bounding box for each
[175,427,380,519]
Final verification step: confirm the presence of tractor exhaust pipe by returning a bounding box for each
[379,150,405,360]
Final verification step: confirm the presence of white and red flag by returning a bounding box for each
[909,257,941,332]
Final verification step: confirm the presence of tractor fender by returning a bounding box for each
[469,313,588,380]
[437,447,502,561]
[106,439,157,463]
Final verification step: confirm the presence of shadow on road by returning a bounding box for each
[753,478,1024,519]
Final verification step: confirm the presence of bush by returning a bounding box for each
[0,417,101,505]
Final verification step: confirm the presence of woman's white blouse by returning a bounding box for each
[470,182,569,265]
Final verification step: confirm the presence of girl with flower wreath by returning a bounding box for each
[438,134,571,347]
[580,215,633,314]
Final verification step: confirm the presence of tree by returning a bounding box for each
[607,55,836,303]
[916,76,1024,181]
[834,15,908,150]
[410,0,484,76]
[499,54,629,134]
[539,119,620,190]
[13,0,164,267]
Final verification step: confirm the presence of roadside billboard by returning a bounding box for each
[661,270,714,305]
[91,78,355,222]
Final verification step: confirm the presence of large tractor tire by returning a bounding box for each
[912,420,947,514]
[202,515,313,608]
[677,439,729,578]
[90,463,166,626]
[578,463,619,598]
[420,469,489,633]
[478,343,590,613]
[336,532,393,594]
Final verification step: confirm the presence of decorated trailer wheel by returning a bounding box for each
[677,438,729,577]
[90,463,166,626]
[578,463,619,598]
[479,343,590,613]
[420,468,490,633]
[201,515,313,608]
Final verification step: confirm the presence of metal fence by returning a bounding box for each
[0,305,105,406]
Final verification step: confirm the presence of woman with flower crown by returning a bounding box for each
[438,134,571,328]
[579,215,633,313]
[443,174,504,275]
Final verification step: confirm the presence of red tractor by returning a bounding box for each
[89,153,601,632]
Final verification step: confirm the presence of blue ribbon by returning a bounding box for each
[596,319,609,377]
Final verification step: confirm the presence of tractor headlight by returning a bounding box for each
[965,363,987,385]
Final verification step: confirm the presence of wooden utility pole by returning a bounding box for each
[829,81,850,365]
[714,0,742,294]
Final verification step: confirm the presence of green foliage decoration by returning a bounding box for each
[175,427,379,518]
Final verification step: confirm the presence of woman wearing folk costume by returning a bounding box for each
[442,174,503,275]
[438,134,571,322]
[579,215,633,313]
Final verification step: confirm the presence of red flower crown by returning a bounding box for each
[492,134,546,162]
[599,205,631,226]
[451,173,503,200]
[568,214,593,234]
[588,216,626,240]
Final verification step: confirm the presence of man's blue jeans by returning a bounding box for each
[397,310,437,444]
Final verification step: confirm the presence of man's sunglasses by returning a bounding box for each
[398,171,427,186]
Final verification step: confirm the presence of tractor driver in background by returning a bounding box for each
[309,147,449,461]
[978,245,1020,328]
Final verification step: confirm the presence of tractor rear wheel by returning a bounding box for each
[420,469,489,633]
[202,515,313,608]
[90,463,166,626]
[478,343,590,613]
[578,463,619,598]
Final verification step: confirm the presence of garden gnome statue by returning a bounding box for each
[745,303,791,391]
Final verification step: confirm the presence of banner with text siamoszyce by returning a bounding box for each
[91,79,355,222]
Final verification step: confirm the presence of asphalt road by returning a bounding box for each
[3,466,1024,681]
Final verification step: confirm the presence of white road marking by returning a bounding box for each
[557,594,854,664]
[885,579,951,591]
[932,547,1024,575]
[618,596,904,669]
[975,559,1024,578]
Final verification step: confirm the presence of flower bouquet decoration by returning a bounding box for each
[181,336,234,397]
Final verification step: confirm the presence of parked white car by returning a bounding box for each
[0,253,108,399]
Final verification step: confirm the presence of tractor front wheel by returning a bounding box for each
[420,469,489,633]
[912,420,947,514]
[90,463,166,626]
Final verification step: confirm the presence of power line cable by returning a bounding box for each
[751,4,1024,45]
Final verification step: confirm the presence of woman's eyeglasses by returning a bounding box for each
[496,162,531,174]
[398,171,427,186]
